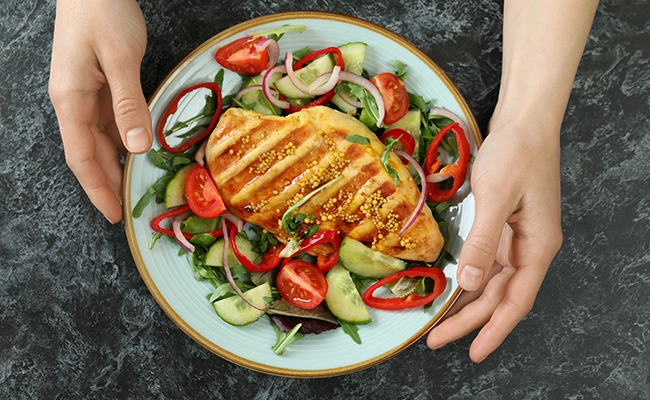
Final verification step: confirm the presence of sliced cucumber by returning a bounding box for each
[164,162,197,208]
[212,282,271,326]
[339,42,367,75]
[338,236,407,279]
[205,238,227,267]
[386,109,422,143]
[240,75,281,116]
[325,263,371,325]
[274,54,335,99]
[331,93,357,114]
[205,234,261,267]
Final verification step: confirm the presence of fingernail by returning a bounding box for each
[459,265,483,291]
[429,341,444,350]
[126,127,150,153]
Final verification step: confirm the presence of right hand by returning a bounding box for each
[49,0,152,223]
[426,116,563,362]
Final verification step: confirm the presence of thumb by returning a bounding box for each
[457,196,512,291]
[106,62,152,154]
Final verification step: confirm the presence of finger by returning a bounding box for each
[98,85,129,157]
[457,192,515,291]
[102,52,152,154]
[468,243,552,362]
[92,125,124,202]
[426,263,513,350]
[63,123,124,224]
[53,88,124,223]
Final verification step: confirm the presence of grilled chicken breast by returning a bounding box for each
[205,106,444,262]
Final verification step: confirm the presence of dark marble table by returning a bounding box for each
[2,0,649,398]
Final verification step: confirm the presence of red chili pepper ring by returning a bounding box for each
[156,82,223,154]
[424,122,471,203]
[362,266,447,310]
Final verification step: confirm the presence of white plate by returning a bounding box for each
[124,11,481,378]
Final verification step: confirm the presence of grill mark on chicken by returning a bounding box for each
[205,106,444,262]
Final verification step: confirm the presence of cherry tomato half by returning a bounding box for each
[185,165,227,219]
[370,72,409,125]
[215,36,268,75]
[276,260,328,310]
[379,128,417,162]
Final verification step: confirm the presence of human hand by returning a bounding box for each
[426,118,563,362]
[49,0,151,223]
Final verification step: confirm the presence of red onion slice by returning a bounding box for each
[426,172,453,183]
[172,210,195,253]
[304,66,341,95]
[221,212,244,233]
[283,51,341,97]
[429,107,471,143]
[255,38,279,71]
[262,65,290,109]
[234,85,264,101]
[339,71,385,127]
[194,140,207,166]
[284,51,313,95]
[338,91,364,108]
[221,222,266,311]
[394,150,427,236]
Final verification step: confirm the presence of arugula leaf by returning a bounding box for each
[271,322,305,355]
[133,187,156,218]
[132,149,194,217]
[441,134,460,162]
[247,226,280,254]
[249,24,307,41]
[148,232,164,250]
[359,89,380,125]
[380,137,401,187]
[388,60,408,80]
[132,174,173,218]
[338,82,380,127]
[350,272,376,293]
[230,97,257,111]
[162,74,223,139]
[147,148,170,170]
[209,282,235,303]
[408,93,428,113]
[282,213,314,239]
[214,68,225,86]
[292,46,311,60]
[339,320,362,344]
[281,175,343,238]
[345,134,370,145]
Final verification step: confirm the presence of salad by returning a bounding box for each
[133,24,472,355]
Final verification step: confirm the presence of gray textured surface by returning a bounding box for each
[1,0,649,398]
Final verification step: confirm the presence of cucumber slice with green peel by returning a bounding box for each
[325,263,371,325]
[331,93,358,114]
[386,109,422,142]
[164,162,197,208]
[240,75,281,116]
[212,282,271,326]
[338,236,407,279]
[274,54,335,99]
[339,42,367,75]
[386,109,423,160]
[205,238,227,267]
[205,234,261,267]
